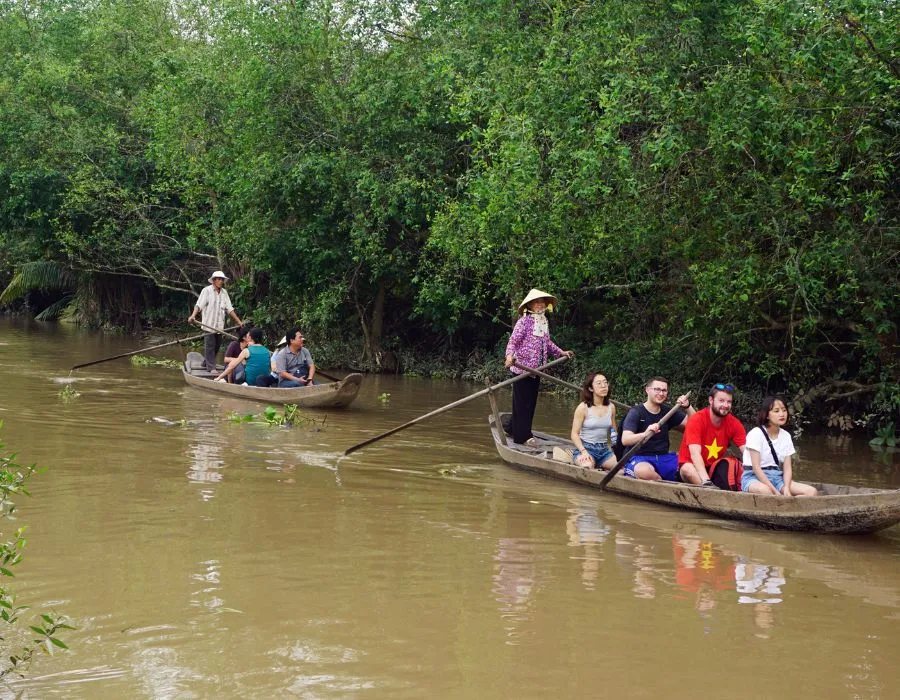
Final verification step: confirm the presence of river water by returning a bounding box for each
[1,319,898,698]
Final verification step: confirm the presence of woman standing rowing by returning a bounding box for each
[504,289,574,446]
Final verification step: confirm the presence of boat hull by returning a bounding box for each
[489,415,900,535]
[182,352,362,408]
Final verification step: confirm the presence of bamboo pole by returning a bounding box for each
[70,324,241,371]
[512,361,630,411]
[343,356,570,456]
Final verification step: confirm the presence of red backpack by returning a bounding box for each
[709,456,743,491]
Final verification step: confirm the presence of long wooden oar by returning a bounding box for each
[70,324,241,371]
[597,393,690,490]
[512,362,630,411]
[191,319,239,341]
[343,356,570,456]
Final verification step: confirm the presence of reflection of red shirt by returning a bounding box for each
[677,408,746,466]
[673,538,735,593]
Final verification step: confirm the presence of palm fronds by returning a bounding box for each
[34,294,77,321]
[0,261,77,305]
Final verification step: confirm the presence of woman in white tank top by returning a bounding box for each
[570,372,617,469]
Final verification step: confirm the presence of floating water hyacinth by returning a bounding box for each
[225,405,326,428]
[130,355,181,369]
[58,385,80,401]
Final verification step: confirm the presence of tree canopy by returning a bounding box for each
[1,0,897,424]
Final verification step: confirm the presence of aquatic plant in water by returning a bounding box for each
[130,355,181,369]
[377,393,391,405]
[0,421,73,679]
[869,423,897,450]
[58,385,80,401]
[226,405,325,428]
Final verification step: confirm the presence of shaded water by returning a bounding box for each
[1,319,898,698]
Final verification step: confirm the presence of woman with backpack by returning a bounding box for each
[741,397,817,496]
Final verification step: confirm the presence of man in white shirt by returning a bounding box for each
[188,271,243,371]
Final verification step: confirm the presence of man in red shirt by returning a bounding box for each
[678,384,747,487]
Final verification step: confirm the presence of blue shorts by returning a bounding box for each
[573,442,614,467]
[623,453,680,481]
[742,469,785,493]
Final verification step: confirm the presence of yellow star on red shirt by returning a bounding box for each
[705,438,723,461]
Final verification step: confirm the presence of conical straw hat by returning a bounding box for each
[517,288,558,315]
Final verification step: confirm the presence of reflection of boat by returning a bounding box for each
[182,352,363,408]
[488,413,900,534]
[608,506,900,610]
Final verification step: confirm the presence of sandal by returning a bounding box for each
[524,437,540,447]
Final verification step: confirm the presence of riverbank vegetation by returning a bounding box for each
[0,1,896,428]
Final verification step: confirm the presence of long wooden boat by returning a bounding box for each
[488,413,900,534]
[182,351,363,408]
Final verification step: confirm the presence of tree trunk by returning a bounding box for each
[370,279,386,366]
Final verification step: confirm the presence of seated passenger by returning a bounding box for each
[742,397,817,497]
[570,372,617,470]
[621,377,694,481]
[274,327,316,387]
[256,335,289,388]
[678,383,746,487]
[223,325,252,384]
[213,328,271,387]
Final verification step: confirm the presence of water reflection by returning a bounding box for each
[565,495,610,590]
[186,441,223,500]
[190,559,225,613]
[612,532,661,600]
[735,559,786,639]
[492,535,536,643]
[3,318,900,698]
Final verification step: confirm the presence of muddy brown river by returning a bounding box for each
[1,319,898,698]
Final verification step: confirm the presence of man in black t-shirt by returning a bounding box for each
[621,376,695,481]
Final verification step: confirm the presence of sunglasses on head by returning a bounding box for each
[713,383,735,392]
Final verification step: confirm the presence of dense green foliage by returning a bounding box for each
[0,423,72,679]
[1,0,897,425]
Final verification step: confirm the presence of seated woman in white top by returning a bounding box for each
[570,372,617,470]
[741,397,817,497]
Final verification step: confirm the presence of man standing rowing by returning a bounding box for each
[188,271,244,372]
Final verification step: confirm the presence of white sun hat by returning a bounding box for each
[517,288,558,315]
[208,270,229,283]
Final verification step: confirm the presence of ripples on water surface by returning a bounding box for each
[1,319,898,698]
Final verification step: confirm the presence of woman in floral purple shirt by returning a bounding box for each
[504,289,574,445]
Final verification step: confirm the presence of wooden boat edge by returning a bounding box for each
[488,415,900,535]
[181,355,362,408]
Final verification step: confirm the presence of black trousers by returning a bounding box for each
[203,332,222,372]
[510,375,541,444]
